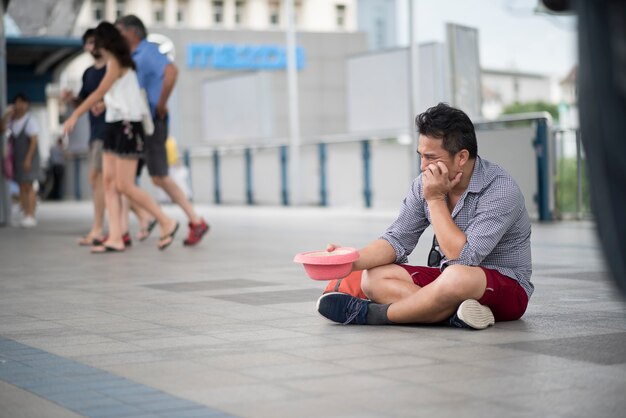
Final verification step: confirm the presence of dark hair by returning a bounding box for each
[115,14,147,40]
[416,103,478,159]
[94,22,135,70]
[13,93,28,103]
[82,28,96,45]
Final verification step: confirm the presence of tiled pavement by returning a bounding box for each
[1,202,625,418]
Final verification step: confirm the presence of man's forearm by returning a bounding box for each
[428,199,466,260]
[157,64,177,109]
[353,239,397,271]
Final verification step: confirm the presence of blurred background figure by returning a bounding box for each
[63,21,179,253]
[3,93,40,227]
[47,137,66,201]
[116,15,209,247]
[61,28,108,245]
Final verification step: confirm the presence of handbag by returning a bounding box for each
[140,89,155,136]
[2,134,14,180]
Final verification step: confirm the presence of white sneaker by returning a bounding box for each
[20,216,37,228]
[451,299,495,330]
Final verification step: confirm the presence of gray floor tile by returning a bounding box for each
[1,203,625,418]
[499,332,626,365]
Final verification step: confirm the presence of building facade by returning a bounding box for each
[481,68,555,119]
[75,0,357,33]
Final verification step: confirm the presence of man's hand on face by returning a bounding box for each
[422,161,462,202]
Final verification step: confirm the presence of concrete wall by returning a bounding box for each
[155,28,367,148]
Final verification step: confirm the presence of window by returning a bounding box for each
[115,0,126,19]
[336,4,346,28]
[235,1,245,25]
[269,1,280,26]
[92,0,105,21]
[154,1,164,23]
[213,0,224,24]
[294,1,301,25]
[177,0,188,23]
[116,0,126,19]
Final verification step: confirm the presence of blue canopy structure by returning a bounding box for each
[7,36,83,103]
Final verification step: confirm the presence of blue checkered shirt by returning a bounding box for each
[381,156,533,298]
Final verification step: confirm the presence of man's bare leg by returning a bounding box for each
[362,264,487,324]
[151,175,199,224]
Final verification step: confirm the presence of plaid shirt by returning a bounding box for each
[381,156,533,298]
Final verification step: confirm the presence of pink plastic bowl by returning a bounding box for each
[293,247,360,281]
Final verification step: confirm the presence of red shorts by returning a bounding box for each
[400,265,529,322]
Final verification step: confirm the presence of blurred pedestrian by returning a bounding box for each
[2,93,40,227]
[63,22,179,253]
[48,137,66,200]
[62,28,108,245]
[116,15,209,246]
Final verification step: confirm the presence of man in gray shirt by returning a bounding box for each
[318,103,532,330]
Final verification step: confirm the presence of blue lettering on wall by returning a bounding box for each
[187,44,306,70]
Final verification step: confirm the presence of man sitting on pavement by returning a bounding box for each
[317,103,533,330]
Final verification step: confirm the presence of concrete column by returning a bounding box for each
[105,0,116,21]
[223,0,235,28]
[247,0,268,30]
[189,0,210,28]
[165,0,178,26]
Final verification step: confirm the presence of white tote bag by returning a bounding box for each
[140,89,155,136]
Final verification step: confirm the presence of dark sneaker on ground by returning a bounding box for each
[183,219,209,246]
[317,292,370,324]
[448,299,495,330]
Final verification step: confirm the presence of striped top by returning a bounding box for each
[381,156,533,298]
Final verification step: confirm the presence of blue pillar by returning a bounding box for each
[362,140,372,208]
[245,148,253,205]
[319,143,327,206]
[73,156,81,200]
[534,119,552,221]
[280,145,289,206]
[212,150,221,204]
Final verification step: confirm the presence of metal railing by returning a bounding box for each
[183,113,557,220]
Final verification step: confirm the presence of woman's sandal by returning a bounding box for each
[91,245,125,254]
[77,235,104,246]
[137,219,157,242]
[158,222,180,251]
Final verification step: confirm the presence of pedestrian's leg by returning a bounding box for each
[151,175,200,224]
[361,264,423,304]
[115,158,177,247]
[18,183,27,215]
[91,170,106,237]
[24,182,36,217]
[386,265,487,324]
[120,196,130,236]
[98,153,124,249]
[130,200,155,241]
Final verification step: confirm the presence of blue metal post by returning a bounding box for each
[319,143,327,206]
[362,140,372,208]
[534,119,552,221]
[280,145,289,206]
[73,156,81,200]
[245,148,253,205]
[212,149,221,204]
